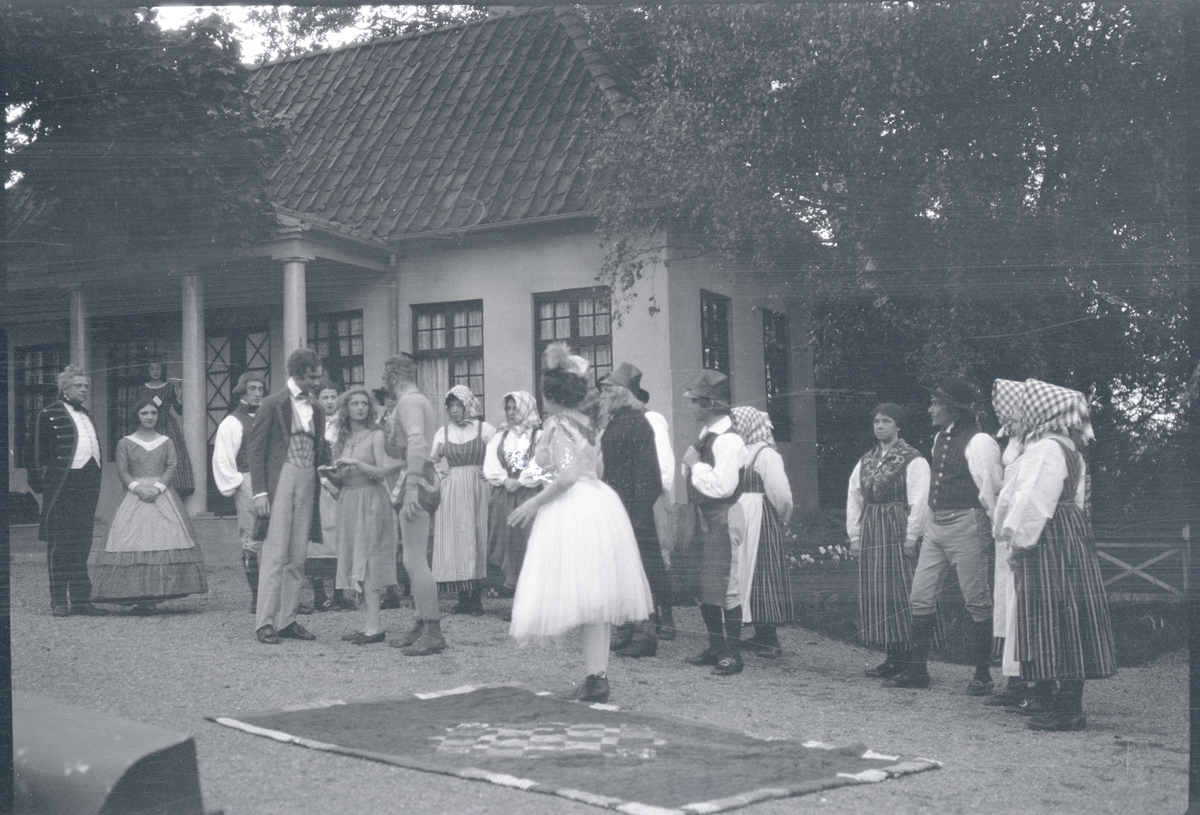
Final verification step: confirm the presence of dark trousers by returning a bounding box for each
[44,460,102,608]
[629,503,672,608]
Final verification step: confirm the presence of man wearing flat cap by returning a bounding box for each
[212,370,267,613]
[885,378,1003,693]
[599,362,671,658]
[680,369,749,676]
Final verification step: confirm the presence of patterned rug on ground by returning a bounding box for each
[207,685,941,814]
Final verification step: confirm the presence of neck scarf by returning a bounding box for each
[860,437,919,494]
[500,390,540,432]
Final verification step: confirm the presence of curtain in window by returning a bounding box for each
[416,356,451,418]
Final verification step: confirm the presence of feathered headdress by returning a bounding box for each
[542,341,589,378]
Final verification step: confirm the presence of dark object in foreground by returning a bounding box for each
[14,691,218,815]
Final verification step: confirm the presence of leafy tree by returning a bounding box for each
[4,6,283,269]
[239,5,487,63]
[583,2,1192,525]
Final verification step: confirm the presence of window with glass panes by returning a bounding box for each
[700,290,731,374]
[14,343,69,468]
[412,301,484,410]
[308,311,364,390]
[533,287,612,390]
[762,309,792,442]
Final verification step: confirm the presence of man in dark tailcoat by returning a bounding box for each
[599,363,669,658]
[248,349,329,644]
[29,365,108,617]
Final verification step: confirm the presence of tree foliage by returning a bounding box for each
[583,2,1191,524]
[3,6,283,268]
[240,5,487,63]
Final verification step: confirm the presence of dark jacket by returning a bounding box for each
[30,400,98,538]
[601,407,661,537]
[248,388,329,503]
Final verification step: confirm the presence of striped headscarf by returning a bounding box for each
[730,406,775,448]
[444,385,482,421]
[991,379,1024,437]
[1020,379,1094,445]
[500,390,540,432]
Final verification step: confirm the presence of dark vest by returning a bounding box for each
[686,428,744,507]
[929,423,984,511]
[232,402,256,473]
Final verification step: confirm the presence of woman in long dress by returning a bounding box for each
[430,385,495,614]
[846,403,934,679]
[507,342,653,704]
[729,406,795,659]
[133,361,194,496]
[90,397,207,612]
[994,380,1116,731]
[483,391,542,596]
[331,387,400,645]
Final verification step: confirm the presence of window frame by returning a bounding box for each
[411,299,485,405]
[700,289,732,375]
[308,309,365,390]
[14,343,70,469]
[532,286,613,393]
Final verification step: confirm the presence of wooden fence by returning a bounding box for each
[1093,527,1190,603]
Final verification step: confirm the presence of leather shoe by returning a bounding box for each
[342,631,367,642]
[51,605,70,618]
[297,603,314,615]
[350,631,385,645]
[278,622,316,641]
[72,603,108,616]
[711,655,744,676]
[684,647,721,667]
[556,674,610,704]
[864,660,903,679]
[256,625,280,644]
[966,678,995,696]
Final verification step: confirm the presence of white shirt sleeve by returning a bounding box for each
[430,426,447,462]
[905,457,931,542]
[689,432,747,499]
[965,433,1004,522]
[645,411,675,495]
[211,416,244,497]
[993,437,1077,552]
[846,460,864,544]
[482,432,506,485]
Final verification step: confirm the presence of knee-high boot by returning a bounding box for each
[685,604,725,666]
[1029,679,1086,731]
[883,613,934,689]
[712,606,743,675]
[242,552,259,614]
[966,619,995,695]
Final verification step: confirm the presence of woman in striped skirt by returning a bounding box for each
[430,386,496,614]
[994,380,1116,731]
[729,407,795,658]
[847,403,934,679]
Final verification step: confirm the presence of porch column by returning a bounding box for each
[282,259,308,353]
[182,275,207,515]
[69,289,89,372]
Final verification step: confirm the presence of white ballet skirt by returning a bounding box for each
[509,413,653,642]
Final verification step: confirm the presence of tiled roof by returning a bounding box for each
[252,7,624,243]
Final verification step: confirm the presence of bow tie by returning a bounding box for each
[63,398,89,415]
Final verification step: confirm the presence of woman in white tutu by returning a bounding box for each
[507,343,653,703]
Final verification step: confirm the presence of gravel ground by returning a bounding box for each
[11,561,1188,815]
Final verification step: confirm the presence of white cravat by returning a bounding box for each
[287,378,314,434]
[65,403,101,468]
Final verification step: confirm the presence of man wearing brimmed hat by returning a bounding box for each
[212,370,268,613]
[636,377,677,640]
[680,370,749,676]
[599,362,671,658]
[885,378,1002,693]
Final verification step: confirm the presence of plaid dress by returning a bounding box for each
[1013,439,1116,680]
[854,441,942,647]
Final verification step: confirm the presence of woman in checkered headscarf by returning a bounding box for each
[992,380,1116,731]
[430,385,496,614]
[482,391,543,599]
[984,378,1028,708]
[729,406,795,658]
